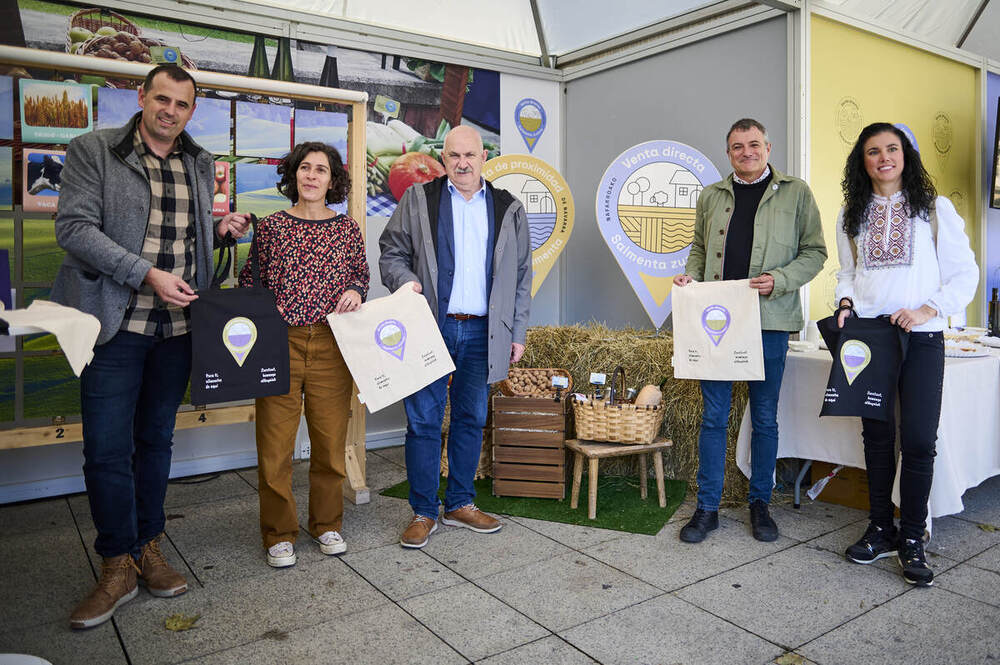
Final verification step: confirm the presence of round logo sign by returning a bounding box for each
[595,140,721,328]
[483,154,574,298]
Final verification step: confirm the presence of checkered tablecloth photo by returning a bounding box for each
[367,192,398,218]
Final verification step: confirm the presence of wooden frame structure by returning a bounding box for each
[0,45,371,503]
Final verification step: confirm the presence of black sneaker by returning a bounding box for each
[898,538,934,586]
[679,509,719,543]
[749,499,778,542]
[846,522,898,564]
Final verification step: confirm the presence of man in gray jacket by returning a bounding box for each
[51,65,249,629]
[379,126,531,549]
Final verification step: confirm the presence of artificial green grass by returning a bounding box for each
[381,475,687,536]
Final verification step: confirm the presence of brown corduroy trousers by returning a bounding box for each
[255,324,352,547]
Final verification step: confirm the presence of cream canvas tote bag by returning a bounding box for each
[671,279,765,381]
[328,285,455,413]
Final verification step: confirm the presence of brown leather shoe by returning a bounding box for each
[400,515,438,549]
[138,533,188,597]
[441,504,502,533]
[70,554,139,630]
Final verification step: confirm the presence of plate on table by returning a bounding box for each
[976,335,1000,349]
[944,342,990,358]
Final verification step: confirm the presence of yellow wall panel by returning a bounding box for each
[810,15,981,323]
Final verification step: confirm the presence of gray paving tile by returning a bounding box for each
[0,619,127,664]
[666,498,696,524]
[560,593,782,665]
[371,444,406,468]
[186,602,464,665]
[807,520,960,577]
[162,494,327,586]
[164,471,258,509]
[477,635,598,665]
[967,543,1000,573]
[0,497,74,537]
[954,473,1000,526]
[341,491,420,553]
[341,542,465,601]
[926,514,1000,561]
[507,515,626,550]
[0,526,96,631]
[423,518,572,580]
[799,586,1000,665]
[476,551,661,632]
[583,516,797,592]
[675,543,905,648]
[935,561,1000,608]
[720,497,868,542]
[399,582,549,661]
[364,452,409,491]
[116,557,387,665]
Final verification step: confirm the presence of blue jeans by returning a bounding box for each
[80,329,191,558]
[696,330,789,511]
[403,316,489,519]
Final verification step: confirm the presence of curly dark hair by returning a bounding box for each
[840,122,936,239]
[277,141,350,205]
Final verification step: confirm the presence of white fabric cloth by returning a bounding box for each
[735,349,1000,520]
[834,195,978,332]
[0,300,101,376]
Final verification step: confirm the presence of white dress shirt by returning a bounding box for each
[446,178,489,316]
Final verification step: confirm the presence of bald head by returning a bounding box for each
[442,126,487,199]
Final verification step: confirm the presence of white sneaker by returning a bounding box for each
[266,541,296,568]
[316,531,347,555]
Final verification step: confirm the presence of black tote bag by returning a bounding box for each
[189,217,290,404]
[817,315,907,422]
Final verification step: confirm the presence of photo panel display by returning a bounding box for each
[22,149,66,213]
[0,76,12,140]
[213,161,231,216]
[96,87,139,131]
[235,102,291,158]
[293,109,348,157]
[0,147,11,211]
[19,80,93,144]
[189,97,232,154]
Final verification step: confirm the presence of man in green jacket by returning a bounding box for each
[673,118,826,544]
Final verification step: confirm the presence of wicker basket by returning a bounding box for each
[499,367,573,397]
[66,8,140,53]
[571,398,665,445]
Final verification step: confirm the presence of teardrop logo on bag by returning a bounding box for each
[375,319,406,360]
[840,339,871,386]
[701,304,731,347]
[222,317,258,367]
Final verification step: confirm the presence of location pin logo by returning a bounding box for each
[840,340,871,385]
[701,305,731,347]
[514,98,546,152]
[222,317,257,367]
[375,319,406,360]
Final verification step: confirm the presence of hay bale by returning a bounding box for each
[518,324,750,506]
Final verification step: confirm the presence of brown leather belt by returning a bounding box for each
[446,313,486,320]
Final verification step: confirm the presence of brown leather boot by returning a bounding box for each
[138,533,188,597]
[69,554,139,630]
[400,515,438,549]
[441,504,502,533]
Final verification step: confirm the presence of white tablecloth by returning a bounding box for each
[735,349,1000,518]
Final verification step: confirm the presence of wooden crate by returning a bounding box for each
[492,395,567,499]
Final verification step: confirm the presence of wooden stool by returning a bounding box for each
[565,438,672,520]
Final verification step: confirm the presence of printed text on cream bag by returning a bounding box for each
[671,278,765,381]
[327,285,455,413]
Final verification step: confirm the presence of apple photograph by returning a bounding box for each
[235,102,291,158]
[293,109,348,157]
[23,150,66,213]
[0,76,12,140]
[0,148,12,211]
[188,97,232,154]
[19,80,93,144]
[213,161,231,216]
[96,87,140,131]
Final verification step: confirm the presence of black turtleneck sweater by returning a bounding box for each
[722,172,772,281]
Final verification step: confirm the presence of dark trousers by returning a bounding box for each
[861,330,943,540]
[80,329,192,558]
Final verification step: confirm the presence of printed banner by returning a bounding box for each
[22,149,65,213]
[19,80,93,144]
[514,98,546,152]
[213,161,231,216]
[595,140,721,328]
[483,154,573,297]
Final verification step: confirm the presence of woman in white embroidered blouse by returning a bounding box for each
[834,122,978,587]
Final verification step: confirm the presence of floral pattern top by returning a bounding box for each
[238,210,369,326]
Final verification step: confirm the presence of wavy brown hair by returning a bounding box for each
[277,141,350,204]
[840,122,935,239]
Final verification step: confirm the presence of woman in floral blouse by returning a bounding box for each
[239,141,369,567]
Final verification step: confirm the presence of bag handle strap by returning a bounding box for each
[209,214,261,289]
[247,213,262,287]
